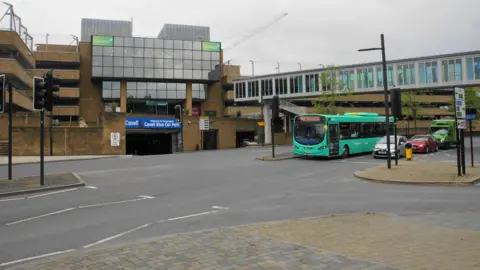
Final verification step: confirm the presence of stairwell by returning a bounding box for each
[279,100,307,115]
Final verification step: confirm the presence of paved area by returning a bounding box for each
[257,151,297,161]
[8,213,480,269]
[0,173,82,195]
[356,161,480,185]
[0,143,478,267]
[0,155,129,165]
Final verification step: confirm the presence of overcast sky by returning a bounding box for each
[2,0,479,75]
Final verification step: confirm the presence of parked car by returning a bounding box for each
[373,135,408,158]
[242,139,258,147]
[408,135,439,153]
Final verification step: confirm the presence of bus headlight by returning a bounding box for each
[440,138,445,142]
[318,146,327,150]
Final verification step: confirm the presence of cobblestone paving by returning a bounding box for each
[8,228,398,270]
[241,213,480,270]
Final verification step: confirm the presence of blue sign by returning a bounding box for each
[466,114,476,120]
[125,117,181,129]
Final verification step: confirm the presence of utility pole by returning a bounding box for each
[298,63,302,70]
[8,82,13,180]
[276,62,280,73]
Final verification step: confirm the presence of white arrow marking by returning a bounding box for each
[0,249,76,267]
[138,195,155,199]
[83,223,151,249]
[78,196,155,209]
[27,188,78,198]
[0,197,25,203]
[212,206,229,210]
[84,186,98,189]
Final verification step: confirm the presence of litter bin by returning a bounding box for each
[405,142,413,160]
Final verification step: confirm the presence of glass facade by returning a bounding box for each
[261,79,273,96]
[376,66,394,88]
[338,70,354,90]
[442,59,462,82]
[275,78,288,95]
[289,75,303,94]
[397,63,415,85]
[357,68,374,89]
[235,82,246,98]
[102,81,206,100]
[247,81,259,97]
[305,74,320,92]
[91,36,221,81]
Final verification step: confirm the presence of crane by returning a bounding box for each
[223,12,288,52]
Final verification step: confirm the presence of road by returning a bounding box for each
[0,142,479,266]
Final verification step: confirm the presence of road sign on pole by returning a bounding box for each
[457,119,467,129]
[199,116,210,130]
[110,132,120,146]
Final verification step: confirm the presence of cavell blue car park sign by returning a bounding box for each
[125,117,181,129]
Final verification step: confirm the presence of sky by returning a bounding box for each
[1,0,479,76]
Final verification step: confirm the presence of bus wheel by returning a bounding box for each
[341,146,349,158]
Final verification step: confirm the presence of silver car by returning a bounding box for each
[372,135,408,158]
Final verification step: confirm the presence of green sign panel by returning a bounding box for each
[202,41,221,52]
[92,36,114,47]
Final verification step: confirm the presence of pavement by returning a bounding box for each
[0,173,85,197]
[356,160,480,186]
[0,155,130,166]
[0,140,479,269]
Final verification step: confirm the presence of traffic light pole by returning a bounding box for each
[50,111,53,156]
[271,117,275,158]
[8,83,13,180]
[469,119,474,167]
[40,109,45,186]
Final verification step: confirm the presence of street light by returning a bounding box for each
[276,62,280,73]
[249,60,255,76]
[358,33,391,169]
[298,63,302,70]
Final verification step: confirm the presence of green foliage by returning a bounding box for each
[448,87,480,112]
[314,65,354,115]
[401,89,432,120]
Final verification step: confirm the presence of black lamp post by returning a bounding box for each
[358,34,391,169]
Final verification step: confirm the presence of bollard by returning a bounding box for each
[405,142,413,161]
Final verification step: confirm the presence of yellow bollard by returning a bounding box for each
[405,143,413,160]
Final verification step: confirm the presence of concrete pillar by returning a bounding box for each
[186,81,193,116]
[263,101,272,144]
[283,115,287,133]
[120,79,127,112]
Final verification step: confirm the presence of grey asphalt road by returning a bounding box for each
[0,142,479,266]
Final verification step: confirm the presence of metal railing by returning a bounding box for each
[279,100,307,115]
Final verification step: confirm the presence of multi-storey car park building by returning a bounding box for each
[0,4,479,155]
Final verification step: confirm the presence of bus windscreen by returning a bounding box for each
[294,116,326,145]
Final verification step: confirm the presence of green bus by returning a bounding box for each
[429,119,456,149]
[293,112,394,158]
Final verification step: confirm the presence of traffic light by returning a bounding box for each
[0,74,5,113]
[33,76,47,111]
[174,105,182,122]
[44,71,60,112]
[271,95,279,119]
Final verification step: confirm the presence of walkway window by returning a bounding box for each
[338,70,354,90]
[376,66,394,88]
[442,59,462,82]
[466,57,480,80]
[235,82,246,98]
[289,75,302,94]
[261,79,273,96]
[419,61,438,84]
[306,74,319,92]
[357,68,374,89]
[275,78,288,95]
[397,63,415,85]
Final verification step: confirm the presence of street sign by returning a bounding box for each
[457,119,467,129]
[466,114,477,120]
[199,116,210,130]
[110,132,120,146]
[455,87,465,101]
[454,87,466,119]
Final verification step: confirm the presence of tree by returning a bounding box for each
[401,89,432,135]
[314,65,354,114]
[448,87,480,113]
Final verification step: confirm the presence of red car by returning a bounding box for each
[408,135,439,153]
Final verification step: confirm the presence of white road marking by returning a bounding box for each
[78,195,155,209]
[0,197,25,203]
[167,210,218,221]
[340,161,383,165]
[26,188,78,199]
[6,207,76,226]
[212,206,229,210]
[0,249,76,267]
[84,186,98,189]
[83,223,151,249]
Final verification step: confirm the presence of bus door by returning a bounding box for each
[328,121,340,157]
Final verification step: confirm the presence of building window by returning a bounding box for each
[289,75,302,94]
[466,57,480,81]
[261,79,273,97]
[419,61,438,84]
[235,82,246,98]
[338,71,354,90]
[442,59,462,82]
[306,74,319,92]
[376,66,394,88]
[397,63,415,85]
[357,68,374,89]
